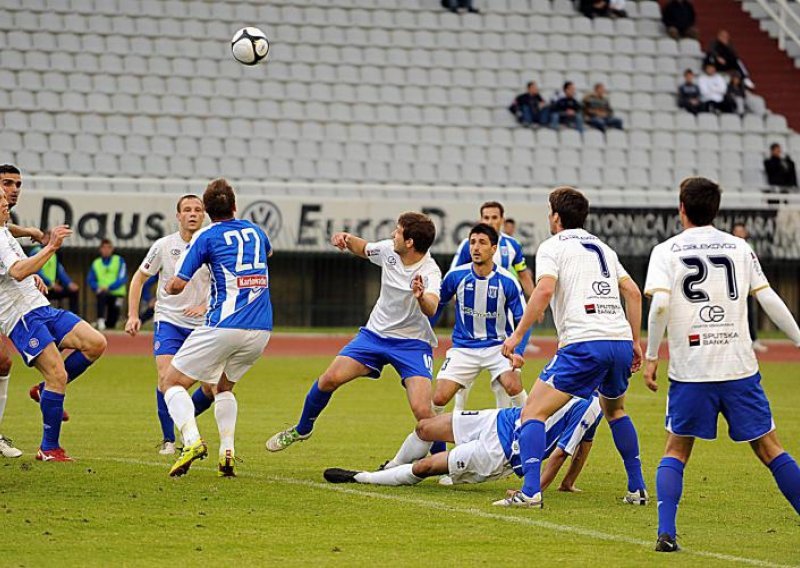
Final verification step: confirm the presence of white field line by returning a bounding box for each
[96,456,797,568]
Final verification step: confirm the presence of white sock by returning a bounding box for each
[214,391,237,455]
[0,375,9,426]
[454,382,473,411]
[164,386,200,446]
[355,464,422,486]
[510,389,528,408]
[385,432,432,468]
[492,380,513,408]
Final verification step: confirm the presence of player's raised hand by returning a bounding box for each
[411,274,425,298]
[510,353,525,370]
[631,342,643,373]
[183,304,207,318]
[643,359,659,392]
[330,232,350,251]
[125,316,141,337]
[28,227,45,244]
[48,225,73,249]
[501,334,521,359]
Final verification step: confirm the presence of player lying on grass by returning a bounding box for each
[0,191,106,462]
[267,213,444,465]
[324,393,602,490]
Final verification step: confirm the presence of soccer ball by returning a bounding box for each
[231,27,270,66]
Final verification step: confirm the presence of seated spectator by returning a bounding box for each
[662,0,698,40]
[28,230,80,316]
[678,69,703,115]
[509,81,548,127]
[583,83,623,132]
[609,0,627,18]
[442,0,479,14]
[764,143,798,189]
[87,238,127,330]
[580,0,609,18]
[705,30,755,89]
[698,63,736,114]
[549,82,584,133]
[726,73,750,116]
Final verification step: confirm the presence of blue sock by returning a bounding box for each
[430,441,447,454]
[65,351,94,383]
[295,380,332,436]
[40,390,65,451]
[609,415,646,492]
[519,419,546,497]
[656,457,685,538]
[156,388,175,442]
[768,452,800,515]
[192,387,214,417]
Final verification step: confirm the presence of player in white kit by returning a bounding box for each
[125,195,215,455]
[497,186,648,508]
[643,177,800,552]
[267,212,442,468]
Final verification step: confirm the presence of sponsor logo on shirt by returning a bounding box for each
[670,242,736,253]
[584,304,597,314]
[237,275,268,288]
[699,305,725,323]
[584,303,620,315]
[462,306,499,319]
[592,281,611,296]
[688,334,701,347]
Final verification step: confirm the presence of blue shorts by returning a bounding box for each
[666,373,774,442]
[9,306,82,366]
[339,328,434,381]
[154,321,194,356]
[539,340,633,400]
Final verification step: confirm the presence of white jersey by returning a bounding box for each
[364,240,442,346]
[536,229,633,347]
[644,226,769,383]
[139,232,210,330]
[0,227,50,334]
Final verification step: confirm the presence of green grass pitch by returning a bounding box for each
[0,355,798,567]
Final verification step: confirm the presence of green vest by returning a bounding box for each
[31,246,58,283]
[92,255,126,296]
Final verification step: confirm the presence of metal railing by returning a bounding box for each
[751,0,800,52]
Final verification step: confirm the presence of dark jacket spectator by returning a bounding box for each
[509,81,547,127]
[764,143,798,188]
[678,69,703,115]
[705,30,754,88]
[580,0,609,18]
[726,74,748,115]
[548,82,584,133]
[582,83,623,132]
[442,0,479,13]
[662,0,698,40]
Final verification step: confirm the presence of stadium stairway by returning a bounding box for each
[693,0,800,130]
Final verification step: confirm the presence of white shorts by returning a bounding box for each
[172,326,270,384]
[436,346,516,388]
[447,409,511,484]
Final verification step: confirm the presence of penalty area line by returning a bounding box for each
[95,456,796,568]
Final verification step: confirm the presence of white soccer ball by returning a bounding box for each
[231,27,270,66]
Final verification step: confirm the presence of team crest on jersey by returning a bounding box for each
[170,248,182,256]
[387,256,397,265]
[488,286,498,299]
[28,338,39,349]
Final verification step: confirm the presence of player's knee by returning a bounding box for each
[317,372,341,392]
[752,434,785,466]
[415,418,435,441]
[85,332,107,360]
[431,391,451,408]
[412,457,436,478]
[47,366,69,387]
[0,354,12,376]
[501,380,522,396]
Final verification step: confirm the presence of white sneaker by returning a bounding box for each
[623,488,650,505]
[158,440,177,455]
[0,435,23,458]
[752,340,768,353]
[492,490,543,508]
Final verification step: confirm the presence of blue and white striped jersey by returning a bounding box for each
[433,263,530,355]
[497,393,603,476]
[175,219,272,331]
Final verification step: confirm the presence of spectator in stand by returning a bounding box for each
[698,63,736,114]
[678,69,704,115]
[726,73,749,116]
[731,223,768,353]
[509,81,548,127]
[503,218,516,237]
[609,0,627,18]
[28,230,80,316]
[662,0,699,40]
[549,82,584,133]
[764,143,798,189]
[582,83,623,132]
[443,0,479,14]
[87,238,127,330]
[705,29,755,89]
[580,0,610,18]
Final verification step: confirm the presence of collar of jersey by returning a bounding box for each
[471,266,496,280]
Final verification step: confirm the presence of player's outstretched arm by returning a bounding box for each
[558,441,593,493]
[619,277,643,372]
[540,448,569,492]
[755,287,800,346]
[330,232,367,258]
[8,223,45,243]
[643,291,670,392]
[502,276,555,358]
[7,225,71,281]
[125,270,149,336]
[164,275,188,296]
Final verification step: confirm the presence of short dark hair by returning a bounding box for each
[469,223,499,246]
[177,194,203,212]
[679,177,721,226]
[0,164,21,176]
[397,212,436,254]
[770,142,781,151]
[732,222,747,230]
[480,201,504,217]
[684,68,694,75]
[563,81,573,92]
[549,186,589,229]
[526,81,536,89]
[100,238,113,247]
[505,218,516,225]
[203,178,236,221]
